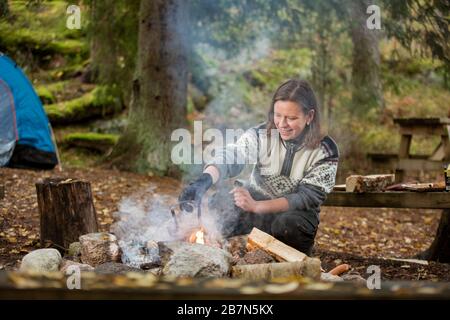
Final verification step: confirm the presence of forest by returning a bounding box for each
[0,0,449,301]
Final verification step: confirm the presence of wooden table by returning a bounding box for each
[369,117,450,182]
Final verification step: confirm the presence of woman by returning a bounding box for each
[179,79,339,255]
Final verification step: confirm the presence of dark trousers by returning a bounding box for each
[208,185,319,256]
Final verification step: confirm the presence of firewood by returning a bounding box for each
[0,184,4,200]
[345,174,395,193]
[231,258,321,281]
[234,249,276,265]
[247,228,307,262]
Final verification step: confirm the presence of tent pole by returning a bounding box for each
[49,123,62,172]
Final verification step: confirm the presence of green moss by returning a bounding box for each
[45,86,122,125]
[48,63,87,81]
[63,132,119,145]
[0,24,88,57]
[44,80,69,93]
[59,147,103,169]
[36,80,84,103]
[35,86,55,104]
[61,132,119,155]
[0,1,88,64]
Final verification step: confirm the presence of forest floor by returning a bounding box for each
[1,166,449,282]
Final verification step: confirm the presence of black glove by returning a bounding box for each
[178,173,213,212]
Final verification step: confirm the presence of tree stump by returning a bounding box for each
[36,178,98,253]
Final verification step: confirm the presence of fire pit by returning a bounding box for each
[110,195,320,280]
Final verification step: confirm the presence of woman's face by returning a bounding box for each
[273,100,314,141]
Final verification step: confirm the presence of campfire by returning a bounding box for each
[188,227,205,244]
[169,201,222,247]
[185,225,224,248]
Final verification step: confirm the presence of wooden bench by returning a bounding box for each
[324,191,450,209]
[323,191,450,262]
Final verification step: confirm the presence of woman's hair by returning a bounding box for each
[267,79,323,149]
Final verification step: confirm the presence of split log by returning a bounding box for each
[345,174,395,193]
[231,259,321,281]
[247,228,307,262]
[36,178,98,253]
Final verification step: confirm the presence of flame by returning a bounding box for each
[188,227,205,244]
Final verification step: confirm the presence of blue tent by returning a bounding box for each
[0,53,57,169]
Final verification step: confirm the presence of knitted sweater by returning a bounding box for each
[205,123,339,214]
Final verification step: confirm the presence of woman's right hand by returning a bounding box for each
[178,173,213,211]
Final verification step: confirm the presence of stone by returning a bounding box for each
[158,241,232,278]
[94,262,143,274]
[79,232,121,267]
[341,273,367,285]
[68,242,81,258]
[20,249,62,272]
[118,239,161,269]
[60,259,94,273]
[320,272,344,282]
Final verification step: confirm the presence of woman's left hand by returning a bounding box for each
[230,187,259,213]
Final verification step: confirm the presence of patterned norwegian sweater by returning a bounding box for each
[205,123,339,214]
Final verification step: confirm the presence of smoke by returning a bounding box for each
[110,184,222,268]
[195,36,273,131]
[171,34,277,240]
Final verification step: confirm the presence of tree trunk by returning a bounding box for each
[108,0,188,176]
[417,209,450,263]
[88,0,116,84]
[0,0,9,18]
[36,178,98,253]
[349,0,383,115]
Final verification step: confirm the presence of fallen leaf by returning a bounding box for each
[7,237,17,243]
